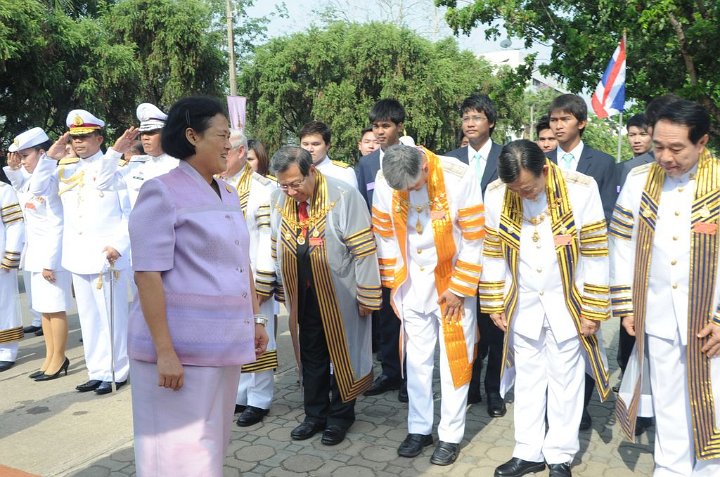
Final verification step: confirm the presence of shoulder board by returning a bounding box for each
[487,177,504,193]
[265,174,278,183]
[439,155,467,178]
[331,159,351,169]
[253,173,272,186]
[58,157,79,165]
[129,155,150,163]
[630,162,653,176]
[118,159,129,167]
[561,169,593,186]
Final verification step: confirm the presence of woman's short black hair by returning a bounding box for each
[498,139,547,184]
[161,97,227,160]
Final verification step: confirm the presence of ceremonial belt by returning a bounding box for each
[278,171,371,402]
[617,150,720,458]
[390,148,472,388]
[498,160,610,399]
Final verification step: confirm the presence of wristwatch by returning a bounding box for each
[254,314,268,326]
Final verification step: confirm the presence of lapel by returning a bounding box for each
[481,142,501,189]
[576,146,592,174]
[547,148,559,164]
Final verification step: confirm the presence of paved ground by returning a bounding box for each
[1,279,655,476]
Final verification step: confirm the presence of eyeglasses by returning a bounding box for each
[462,115,488,124]
[279,176,307,191]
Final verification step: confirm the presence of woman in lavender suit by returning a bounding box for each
[128,97,269,477]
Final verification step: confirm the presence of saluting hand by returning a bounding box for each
[6,152,21,170]
[438,290,464,324]
[112,127,140,155]
[47,132,71,160]
[698,322,720,358]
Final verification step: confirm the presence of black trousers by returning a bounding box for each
[298,284,355,429]
[470,309,503,395]
[377,287,402,381]
[616,323,635,374]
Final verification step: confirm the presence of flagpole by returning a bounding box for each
[616,112,623,164]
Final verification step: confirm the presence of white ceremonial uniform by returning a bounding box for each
[225,167,278,409]
[31,150,130,383]
[4,167,72,314]
[611,160,720,477]
[122,153,179,208]
[373,152,484,444]
[0,183,25,361]
[481,169,609,466]
[314,156,358,189]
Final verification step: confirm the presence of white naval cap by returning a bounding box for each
[137,103,168,132]
[9,127,50,152]
[66,109,105,135]
[398,135,416,146]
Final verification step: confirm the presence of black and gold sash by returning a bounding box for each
[233,163,254,217]
[277,171,372,402]
[617,150,720,458]
[498,160,611,399]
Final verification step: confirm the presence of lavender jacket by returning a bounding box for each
[128,161,255,366]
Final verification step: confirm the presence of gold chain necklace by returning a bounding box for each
[522,208,548,244]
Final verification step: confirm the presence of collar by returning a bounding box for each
[558,140,584,162]
[314,155,331,168]
[468,139,492,162]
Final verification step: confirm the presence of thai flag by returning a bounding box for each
[591,38,626,118]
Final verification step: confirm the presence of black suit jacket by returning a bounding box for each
[355,149,381,211]
[616,151,655,192]
[548,145,618,223]
[444,141,502,196]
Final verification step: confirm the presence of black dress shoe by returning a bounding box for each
[467,390,482,404]
[35,329,44,337]
[579,409,592,430]
[495,457,546,477]
[23,325,42,334]
[430,441,459,466]
[29,370,45,379]
[234,404,247,414]
[635,416,654,436]
[291,421,324,440]
[548,463,572,477]
[487,391,507,417]
[236,406,268,427]
[321,425,347,445]
[398,380,408,403]
[0,361,15,372]
[363,374,401,396]
[94,380,127,395]
[76,380,103,392]
[397,433,433,457]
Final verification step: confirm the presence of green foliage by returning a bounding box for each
[436,0,720,138]
[238,21,506,162]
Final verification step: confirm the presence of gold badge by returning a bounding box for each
[700,205,711,219]
[284,232,292,241]
[507,225,515,235]
[395,206,401,213]
[12,139,19,148]
[297,235,306,245]
[73,115,84,126]
[641,207,652,218]
[225,184,232,193]
[312,229,320,237]
[560,226,567,235]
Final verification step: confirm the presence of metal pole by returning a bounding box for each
[226,0,237,96]
[616,112,624,164]
[108,265,116,392]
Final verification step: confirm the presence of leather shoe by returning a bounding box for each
[635,416,654,436]
[0,361,15,372]
[23,325,41,334]
[94,380,127,395]
[397,433,433,457]
[495,457,546,477]
[398,380,408,403]
[430,441,459,466]
[236,406,268,427]
[579,409,592,430]
[76,379,102,392]
[321,425,346,445]
[363,374,401,396]
[487,391,507,417]
[234,404,246,414]
[548,463,572,477]
[291,421,324,440]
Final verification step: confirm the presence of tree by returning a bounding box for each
[238,21,505,162]
[436,0,720,138]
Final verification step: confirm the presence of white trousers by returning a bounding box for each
[236,298,276,409]
[73,271,129,382]
[647,333,720,477]
[512,316,584,464]
[22,270,42,326]
[0,269,21,361]
[403,304,476,443]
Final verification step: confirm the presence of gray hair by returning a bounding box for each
[229,128,247,150]
[382,144,422,190]
[270,146,313,176]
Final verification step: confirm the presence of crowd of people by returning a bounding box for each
[1,91,719,477]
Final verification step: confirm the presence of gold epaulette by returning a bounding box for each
[118,159,129,167]
[331,159,351,169]
[562,169,593,186]
[439,155,467,178]
[265,174,278,183]
[487,177,504,192]
[630,162,653,176]
[254,173,273,186]
[58,157,79,165]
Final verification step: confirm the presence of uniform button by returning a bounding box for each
[242,292,248,298]
[225,214,231,219]
[417,248,422,254]
[672,283,678,289]
[675,211,680,216]
[673,235,678,241]
[678,187,685,193]
[420,267,425,272]
[671,259,677,265]
[235,240,240,245]
[240,268,244,273]
[539,290,544,296]
[536,268,542,273]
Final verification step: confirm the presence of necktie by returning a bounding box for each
[561,152,574,170]
[473,152,485,180]
[298,201,309,238]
